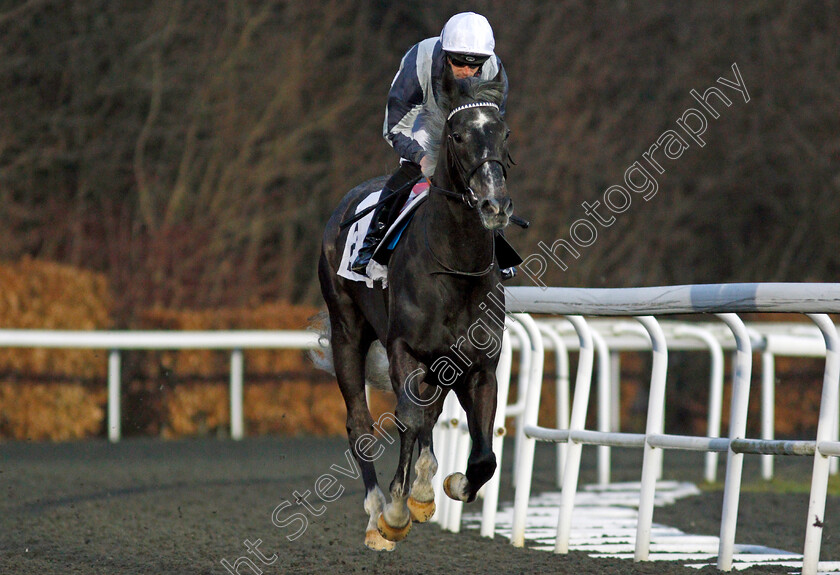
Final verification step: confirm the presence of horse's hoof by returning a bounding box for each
[443,472,469,502]
[365,529,396,551]
[407,496,436,523]
[377,512,411,542]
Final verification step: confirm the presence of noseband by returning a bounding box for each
[430,102,509,209]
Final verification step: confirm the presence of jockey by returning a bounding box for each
[351,12,513,277]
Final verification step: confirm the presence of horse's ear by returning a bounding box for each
[492,67,503,84]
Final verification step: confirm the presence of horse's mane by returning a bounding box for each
[421,76,506,171]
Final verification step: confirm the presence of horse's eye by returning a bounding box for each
[451,132,463,143]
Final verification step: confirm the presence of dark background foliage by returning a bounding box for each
[1,1,838,326]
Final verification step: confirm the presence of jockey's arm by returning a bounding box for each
[383,43,427,165]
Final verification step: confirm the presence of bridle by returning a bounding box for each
[423,101,509,277]
[429,102,510,209]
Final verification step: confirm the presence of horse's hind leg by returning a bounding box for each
[328,310,395,551]
[377,401,419,541]
[407,391,447,523]
[362,483,391,550]
[377,341,436,541]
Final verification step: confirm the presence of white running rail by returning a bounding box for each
[502,283,840,575]
[0,330,320,442]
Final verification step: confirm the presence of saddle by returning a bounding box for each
[337,181,522,287]
[372,181,431,265]
[337,182,429,287]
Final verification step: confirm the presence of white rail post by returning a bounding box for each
[591,330,612,486]
[832,391,839,476]
[614,322,664,480]
[788,325,837,476]
[673,325,725,483]
[431,397,448,524]
[834,371,839,476]
[480,330,513,537]
[553,320,612,484]
[802,313,840,575]
[435,393,460,527]
[507,319,533,488]
[761,350,776,480]
[107,349,121,442]
[552,316,595,554]
[610,350,621,450]
[633,316,668,562]
[446,418,472,532]
[230,349,244,440]
[717,313,753,572]
[538,323,569,488]
[507,313,545,548]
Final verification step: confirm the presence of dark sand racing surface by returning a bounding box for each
[3,436,837,574]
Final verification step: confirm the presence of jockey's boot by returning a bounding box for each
[351,161,423,275]
[494,232,522,282]
[350,204,388,274]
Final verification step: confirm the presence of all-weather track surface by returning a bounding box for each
[3,435,838,575]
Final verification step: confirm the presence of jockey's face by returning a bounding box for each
[448,59,481,79]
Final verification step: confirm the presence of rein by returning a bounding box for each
[424,217,496,277]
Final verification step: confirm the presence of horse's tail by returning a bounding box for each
[306,312,336,374]
[306,311,392,392]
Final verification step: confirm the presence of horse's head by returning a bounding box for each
[437,65,513,231]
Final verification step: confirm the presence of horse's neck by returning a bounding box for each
[423,174,494,266]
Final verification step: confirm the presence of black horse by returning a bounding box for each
[317,65,514,550]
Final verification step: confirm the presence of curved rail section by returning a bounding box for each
[503,283,840,575]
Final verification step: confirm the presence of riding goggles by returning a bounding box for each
[446,51,490,68]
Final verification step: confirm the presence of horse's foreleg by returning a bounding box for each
[445,372,498,503]
[407,391,447,523]
[406,445,437,523]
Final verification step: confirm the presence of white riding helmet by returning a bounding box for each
[440,12,495,64]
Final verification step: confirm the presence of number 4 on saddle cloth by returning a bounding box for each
[337,180,522,288]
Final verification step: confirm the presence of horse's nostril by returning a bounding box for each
[504,198,514,216]
[481,199,500,215]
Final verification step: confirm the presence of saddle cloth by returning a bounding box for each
[337,181,430,288]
